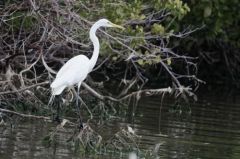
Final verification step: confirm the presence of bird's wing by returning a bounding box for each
[56,61,71,79]
[56,55,89,78]
[51,55,90,89]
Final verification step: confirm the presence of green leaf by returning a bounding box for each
[204,6,212,17]
[112,56,118,61]
[137,59,144,65]
[167,58,172,65]
[151,24,165,35]
[154,55,161,63]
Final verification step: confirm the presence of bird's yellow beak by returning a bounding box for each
[110,23,125,30]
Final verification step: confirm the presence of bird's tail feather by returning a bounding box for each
[51,85,66,95]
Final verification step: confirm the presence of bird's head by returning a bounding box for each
[96,19,125,29]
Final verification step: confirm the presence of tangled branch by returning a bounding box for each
[0,0,202,111]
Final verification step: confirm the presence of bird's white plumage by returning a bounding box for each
[51,55,90,95]
[50,18,123,96]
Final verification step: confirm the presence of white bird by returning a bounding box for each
[50,19,124,128]
[129,152,137,159]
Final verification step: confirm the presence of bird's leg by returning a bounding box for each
[76,84,83,129]
[53,95,62,123]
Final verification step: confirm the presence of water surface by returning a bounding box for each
[1,89,240,159]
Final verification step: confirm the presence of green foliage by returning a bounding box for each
[183,0,240,47]
[6,11,36,32]
[100,0,145,23]
[77,0,190,66]
[153,0,190,19]
[127,25,145,48]
[81,0,240,50]
[151,24,165,35]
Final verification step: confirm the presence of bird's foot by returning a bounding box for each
[79,123,84,130]
[52,114,62,124]
[78,122,84,130]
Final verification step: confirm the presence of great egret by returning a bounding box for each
[50,19,124,128]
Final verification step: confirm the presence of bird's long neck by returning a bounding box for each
[88,24,100,72]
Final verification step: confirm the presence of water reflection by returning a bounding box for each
[132,91,240,158]
[1,90,240,159]
[0,121,76,159]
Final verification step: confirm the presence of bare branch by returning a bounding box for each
[0,108,50,120]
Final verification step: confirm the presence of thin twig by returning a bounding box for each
[0,108,50,120]
[0,81,49,95]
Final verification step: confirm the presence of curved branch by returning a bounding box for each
[0,108,50,120]
[82,82,119,102]
[0,81,49,95]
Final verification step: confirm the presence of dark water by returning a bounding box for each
[1,89,240,159]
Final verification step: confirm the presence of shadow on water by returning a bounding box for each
[1,87,240,159]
